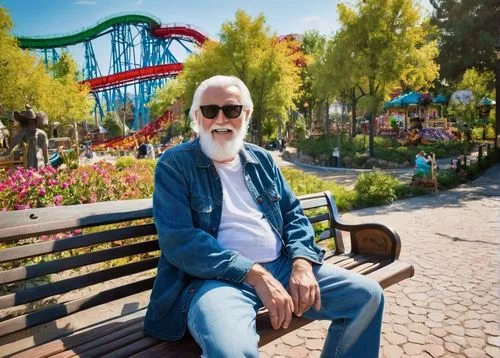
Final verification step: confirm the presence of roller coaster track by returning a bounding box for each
[17,13,207,49]
[81,63,183,91]
[17,13,207,91]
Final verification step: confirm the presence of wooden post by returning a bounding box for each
[22,142,28,169]
[431,153,438,193]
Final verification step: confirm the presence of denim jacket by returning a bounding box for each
[144,139,324,341]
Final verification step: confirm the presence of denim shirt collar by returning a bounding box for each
[194,138,259,168]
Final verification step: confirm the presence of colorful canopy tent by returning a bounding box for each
[477,97,496,107]
[432,94,448,104]
[400,91,420,106]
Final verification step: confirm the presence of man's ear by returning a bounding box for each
[244,108,253,121]
[194,110,202,127]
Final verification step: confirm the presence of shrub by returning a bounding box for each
[354,171,401,206]
[115,156,137,170]
[436,169,466,189]
[281,167,356,212]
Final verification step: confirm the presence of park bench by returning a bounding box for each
[0,191,414,357]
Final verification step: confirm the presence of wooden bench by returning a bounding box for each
[0,191,414,357]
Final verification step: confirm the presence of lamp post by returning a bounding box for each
[303,101,309,136]
[495,38,500,152]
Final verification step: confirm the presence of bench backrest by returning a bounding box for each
[0,191,337,339]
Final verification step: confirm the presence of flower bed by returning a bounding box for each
[0,161,154,211]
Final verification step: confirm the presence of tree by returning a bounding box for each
[152,10,302,145]
[332,0,439,156]
[448,68,496,135]
[299,31,327,135]
[102,112,124,137]
[430,0,499,85]
[45,52,92,126]
[0,7,91,126]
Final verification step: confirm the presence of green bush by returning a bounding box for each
[281,167,356,212]
[354,171,401,206]
[115,156,137,170]
[436,169,466,189]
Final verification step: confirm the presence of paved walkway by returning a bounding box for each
[260,163,500,357]
[270,146,486,188]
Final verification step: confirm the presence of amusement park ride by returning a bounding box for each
[17,13,208,130]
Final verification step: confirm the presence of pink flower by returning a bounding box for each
[15,204,30,210]
[54,195,63,206]
[39,188,46,196]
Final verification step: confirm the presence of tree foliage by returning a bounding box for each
[102,112,125,137]
[430,0,499,85]
[150,10,302,144]
[0,7,91,125]
[319,0,439,155]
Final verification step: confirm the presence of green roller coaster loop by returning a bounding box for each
[17,13,161,49]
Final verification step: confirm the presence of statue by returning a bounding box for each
[10,105,49,169]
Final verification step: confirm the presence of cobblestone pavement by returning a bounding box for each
[260,163,500,357]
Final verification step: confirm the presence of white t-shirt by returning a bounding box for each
[214,157,282,263]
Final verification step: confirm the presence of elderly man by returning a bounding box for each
[145,75,384,357]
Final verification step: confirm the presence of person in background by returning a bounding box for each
[415,150,432,176]
[145,137,155,159]
[144,75,384,357]
[136,138,148,159]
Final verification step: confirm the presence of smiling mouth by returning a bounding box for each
[211,128,233,140]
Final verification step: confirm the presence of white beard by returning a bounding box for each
[198,121,248,162]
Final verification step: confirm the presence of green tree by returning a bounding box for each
[0,7,91,126]
[430,0,499,85]
[299,31,327,135]
[45,52,92,126]
[152,10,302,145]
[102,112,124,137]
[332,0,439,156]
[448,68,496,134]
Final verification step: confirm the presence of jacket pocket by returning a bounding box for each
[264,185,281,202]
[189,196,214,230]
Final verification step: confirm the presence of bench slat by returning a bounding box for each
[0,193,323,242]
[11,316,145,358]
[0,199,153,242]
[100,336,161,358]
[50,321,145,358]
[0,240,159,285]
[357,259,393,275]
[0,258,158,309]
[299,195,328,210]
[0,277,154,337]
[0,224,157,263]
[366,260,414,289]
[307,212,329,224]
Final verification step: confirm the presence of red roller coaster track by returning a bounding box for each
[81,63,183,91]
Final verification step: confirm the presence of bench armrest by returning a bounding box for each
[325,193,401,259]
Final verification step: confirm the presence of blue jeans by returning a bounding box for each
[187,255,384,357]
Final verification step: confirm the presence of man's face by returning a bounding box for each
[196,85,250,162]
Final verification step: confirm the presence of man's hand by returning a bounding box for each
[288,258,321,317]
[245,264,294,330]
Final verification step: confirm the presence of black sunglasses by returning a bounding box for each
[199,104,243,119]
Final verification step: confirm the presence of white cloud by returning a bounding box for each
[298,16,338,35]
[74,1,97,5]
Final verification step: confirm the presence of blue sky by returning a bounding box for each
[2,0,433,77]
[3,0,433,40]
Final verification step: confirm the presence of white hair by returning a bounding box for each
[189,75,253,133]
